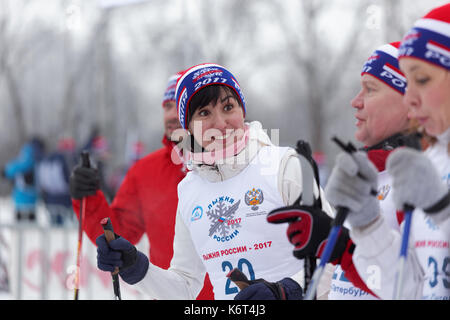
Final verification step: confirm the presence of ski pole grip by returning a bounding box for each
[100,217,119,275]
[227,268,251,290]
[101,217,116,243]
[332,137,377,196]
[332,207,349,227]
[80,151,91,168]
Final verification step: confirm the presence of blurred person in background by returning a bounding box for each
[108,140,146,199]
[69,70,214,299]
[79,128,114,203]
[36,137,77,226]
[1,136,45,223]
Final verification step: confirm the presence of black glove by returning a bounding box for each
[96,234,149,285]
[69,165,100,199]
[228,268,303,300]
[267,204,350,262]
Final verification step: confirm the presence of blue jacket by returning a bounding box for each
[36,152,72,207]
[4,143,39,211]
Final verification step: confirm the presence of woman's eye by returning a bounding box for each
[416,77,429,85]
[198,109,209,117]
[224,104,233,111]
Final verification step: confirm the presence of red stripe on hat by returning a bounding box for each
[427,39,450,53]
[384,62,405,77]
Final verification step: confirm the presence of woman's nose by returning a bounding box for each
[403,86,420,110]
[212,111,228,130]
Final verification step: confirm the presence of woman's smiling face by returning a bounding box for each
[188,86,245,151]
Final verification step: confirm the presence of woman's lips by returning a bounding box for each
[212,131,233,140]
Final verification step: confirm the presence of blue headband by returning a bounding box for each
[361,42,406,95]
[399,7,450,71]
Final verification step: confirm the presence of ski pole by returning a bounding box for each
[304,137,376,300]
[393,204,414,300]
[294,140,319,299]
[303,207,348,300]
[100,217,122,300]
[74,151,90,300]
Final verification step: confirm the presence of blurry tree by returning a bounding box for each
[0,0,447,196]
[269,0,368,152]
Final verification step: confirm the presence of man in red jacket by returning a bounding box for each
[69,71,214,299]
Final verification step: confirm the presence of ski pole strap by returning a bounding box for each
[332,208,349,227]
[424,190,450,214]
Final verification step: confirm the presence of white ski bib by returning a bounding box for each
[414,143,450,300]
[412,210,450,300]
[178,146,303,299]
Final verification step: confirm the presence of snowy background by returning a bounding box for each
[1,0,449,184]
[0,0,449,299]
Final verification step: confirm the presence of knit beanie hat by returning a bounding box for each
[398,3,450,71]
[361,41,406,95]
[175,63,246,129]
[92,135,109,157]
[162,70,185,106]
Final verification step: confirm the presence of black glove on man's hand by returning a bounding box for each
[69,165,100,199]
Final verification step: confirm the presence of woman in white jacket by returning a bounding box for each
[95,63,334,300]
[324,3,450,300]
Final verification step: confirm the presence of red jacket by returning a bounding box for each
[73,136,214,299]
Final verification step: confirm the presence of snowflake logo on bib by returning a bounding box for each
[206,196,241,242]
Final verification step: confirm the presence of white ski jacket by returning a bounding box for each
[135,121,335,299]
[350,130,450,300]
